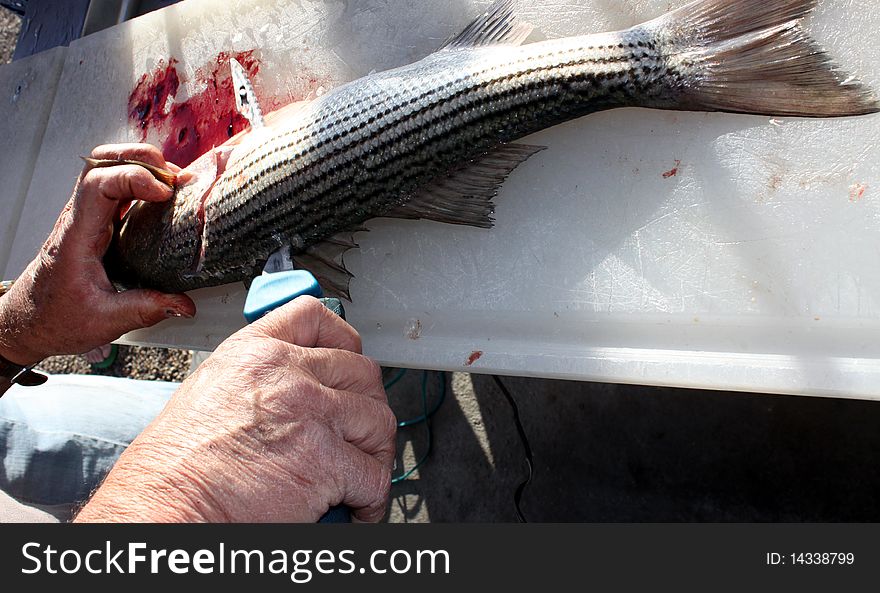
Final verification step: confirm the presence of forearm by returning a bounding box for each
[0,304,37,397]
[0,289,46,396]
[76,484,205,523]
[0,276,45,367]
[74,443,219,523]
[75,480,207,523]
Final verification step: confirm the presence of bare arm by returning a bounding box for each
[75,297,396,523]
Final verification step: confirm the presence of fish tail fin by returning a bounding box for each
[646,0,879,117]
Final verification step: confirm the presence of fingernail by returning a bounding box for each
[177,170,195,185]
[166,308,194,319]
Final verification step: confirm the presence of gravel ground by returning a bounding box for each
[0,8,18,64]
[37,346,193,382]
[2,8,193,383]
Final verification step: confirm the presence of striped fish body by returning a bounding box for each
[106,0,878,295]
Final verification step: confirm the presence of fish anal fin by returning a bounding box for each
[294,232,359,301]
[385,142,546,229]
[441,0,533,50]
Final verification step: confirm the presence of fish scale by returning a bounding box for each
[107,0,878,296]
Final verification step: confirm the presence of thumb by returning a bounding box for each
[106,289,196,334]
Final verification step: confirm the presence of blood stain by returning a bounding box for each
[849,183,868,202]
[127,50,309,168]
[662,159,681,179]
[465,351,483,366]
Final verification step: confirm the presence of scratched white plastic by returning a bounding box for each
[0,47,66,278]
[6,0,880,399]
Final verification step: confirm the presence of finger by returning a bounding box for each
[331,441,392,523]
[80,164,174,204]
[88,144,186,188]
[318,386,396,460]
[72,166,173,247]
[298,347,383,397]
[253,296,362,352]
[89,143,168,170]
[102,288,196,336]
[165,161,196,186]
[165,162,196,186]
[175,169,196,185]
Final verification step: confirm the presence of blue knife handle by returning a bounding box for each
[319,297,346,319]
[244,270,351,524]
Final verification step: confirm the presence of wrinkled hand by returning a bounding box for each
[0,144,195,366]
[75,297,396,523]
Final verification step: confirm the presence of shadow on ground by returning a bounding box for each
[387,372,880,522]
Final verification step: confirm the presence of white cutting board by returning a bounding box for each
[4,0,880,398]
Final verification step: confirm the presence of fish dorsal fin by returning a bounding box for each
[230,58,264,129]
[384,143,546,228]
[294,232,361,301]
[441,0,533,49]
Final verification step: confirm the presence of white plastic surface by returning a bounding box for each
[4,0,880,399]
[0,47,66,278]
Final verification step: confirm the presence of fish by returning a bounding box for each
[103,0,879,299]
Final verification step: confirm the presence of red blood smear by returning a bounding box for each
[465,351,483,366]
[850,183,867,202]
[127,50,266,168]
[662,159,681,179]
[129,58,180,131]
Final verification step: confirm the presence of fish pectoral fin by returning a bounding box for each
[384,142,546,229]
[440,0,533,50]
[294,232,360,301]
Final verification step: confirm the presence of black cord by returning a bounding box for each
[492,375,532,523]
